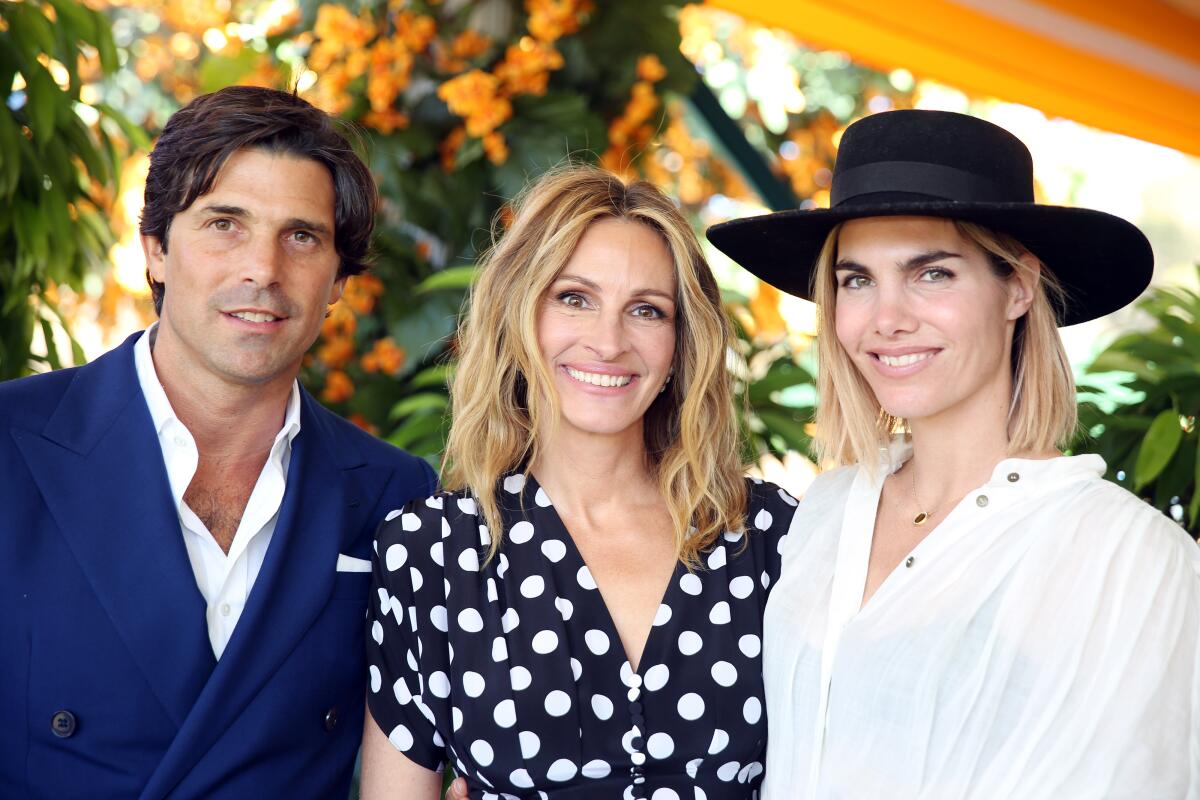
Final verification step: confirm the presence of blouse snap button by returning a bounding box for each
[1007,472,1020,482]
[904,556,915,568]
[976,495,989,507]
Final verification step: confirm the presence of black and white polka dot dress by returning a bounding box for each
[366,473,797,799]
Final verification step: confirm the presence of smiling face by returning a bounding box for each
[832,216,1035,429]
[143,147,344,391]
[535,217,677,444]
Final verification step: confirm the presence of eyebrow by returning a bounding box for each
[196,204,333,237]
[834,249,964,274]
[554,273,676,303]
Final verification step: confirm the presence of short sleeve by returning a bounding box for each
[365,497,448,772]
[745,478,800,593]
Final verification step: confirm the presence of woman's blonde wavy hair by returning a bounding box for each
[442,164,747,567]
[811,218,1076,471]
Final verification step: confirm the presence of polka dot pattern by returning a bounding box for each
[365,474,796,798]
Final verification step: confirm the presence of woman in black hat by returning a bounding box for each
[708,110,1200,798]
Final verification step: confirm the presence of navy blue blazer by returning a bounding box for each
[0,333,437,799]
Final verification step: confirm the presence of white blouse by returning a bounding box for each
[762,442,1200,799]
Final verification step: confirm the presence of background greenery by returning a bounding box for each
[2,0,1194,539]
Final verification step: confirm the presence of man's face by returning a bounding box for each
[143,148,344,391]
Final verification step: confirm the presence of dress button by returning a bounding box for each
[629,700,643,715]
[627,687,640,702]
[1007,472,1020,482]
[631,752,646,766]
[323,707,339,732]
[904,556,915,568]
[631,713,645,728]
[51,710,77,738]
[976,495,989,507]
[631,735,644,751]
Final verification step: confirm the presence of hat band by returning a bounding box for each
[831,160,1024,206]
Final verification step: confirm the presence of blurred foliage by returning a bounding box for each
[16,0,922,472]
[0,0,141,379]
[1076,264,1200,537]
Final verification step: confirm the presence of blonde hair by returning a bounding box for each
[442,165,746,567]
[811,217,1076,469]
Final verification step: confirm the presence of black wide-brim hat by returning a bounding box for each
[706,110,1153,326]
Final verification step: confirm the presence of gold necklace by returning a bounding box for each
[908,461,934,525]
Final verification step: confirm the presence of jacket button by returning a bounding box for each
[51,710,77,738]
[324,707,339,732]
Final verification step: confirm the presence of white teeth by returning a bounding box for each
[231,311,279,323]
[565,367,632,387]
[878,352,934,367]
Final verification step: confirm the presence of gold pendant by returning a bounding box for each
[913,512,929,525]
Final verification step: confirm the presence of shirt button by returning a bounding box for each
[976,495,989,507]
[51,710,77,738]
[323,707,339,732]
[905,556,915,568]
[220,603,232,616]
[173,435,188,448]
[1007,472,1020,482]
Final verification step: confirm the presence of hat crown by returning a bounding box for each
[832,110,1034,207]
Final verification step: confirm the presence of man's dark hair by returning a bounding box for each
[139,85,376,314]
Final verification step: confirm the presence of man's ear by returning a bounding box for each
[328,275,347,306]
[142,235,167,283]
[1006,252,1040,321]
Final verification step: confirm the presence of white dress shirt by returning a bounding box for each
[763,440,1200,799]
[134,327,301,659]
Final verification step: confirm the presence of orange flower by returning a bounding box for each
[321,302,357,338]
[361,336,406,375]
[440,126,467,171]
[636,54,667,83]
[321,370,355,403]
[341,274,385,315]
[313,4,375,50]
[415,240,432,261]
[749,282,787,343]
[437,70,512,137]
[483,131,509,165]
[317,336,355,369]
[493,39,563,97]
[395,11,436,53]
[362,108,410,134]
[348,413,378,435]
[526,0,593,43]
[451,29,490,59]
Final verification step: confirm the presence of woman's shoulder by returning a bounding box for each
[374,486,489,572]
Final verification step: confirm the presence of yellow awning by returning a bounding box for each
[709,0,1200,156]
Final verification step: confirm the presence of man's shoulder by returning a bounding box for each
[0,366,81,431]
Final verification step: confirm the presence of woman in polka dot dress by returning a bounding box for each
[359,166,797,800]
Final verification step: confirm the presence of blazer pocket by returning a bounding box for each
[330,570,372,600]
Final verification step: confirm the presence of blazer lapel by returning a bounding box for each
[13,335,214,728]
[141,391,391,799]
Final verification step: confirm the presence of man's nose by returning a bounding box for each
[239,234,285,286]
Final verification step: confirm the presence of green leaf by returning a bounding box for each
[411,363,454,389]
[754,407,813,456]
[26,64,59,146]
[389,392,449,420]
[1134,409,1183,491]
[38,317,61,370]
[1190,439,1200,527]
[415,266,478,293]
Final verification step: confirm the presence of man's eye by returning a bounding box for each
[212,219,233,231]
[293,231,315,244]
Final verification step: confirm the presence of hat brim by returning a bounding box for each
[706,201,1153,326]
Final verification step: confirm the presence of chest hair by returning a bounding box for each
[184,457,267,554]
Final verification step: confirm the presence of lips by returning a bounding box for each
[565,366,634,387]
[226,309,286,323]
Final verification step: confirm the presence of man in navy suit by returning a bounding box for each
[0,86,436,799]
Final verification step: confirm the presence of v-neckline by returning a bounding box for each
[521,472,679,674]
